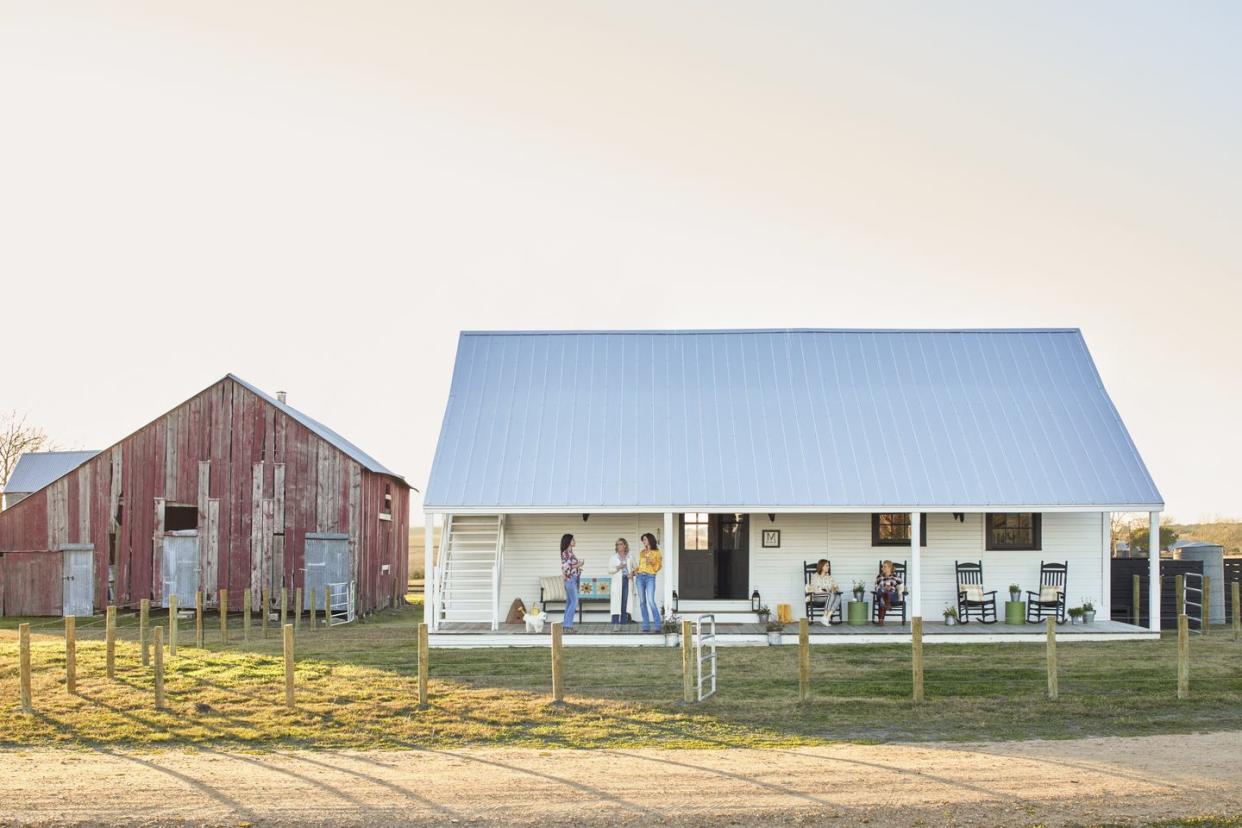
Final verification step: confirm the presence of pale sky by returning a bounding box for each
[1,2,1238,520]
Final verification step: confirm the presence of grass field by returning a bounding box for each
[2,600,1240,751]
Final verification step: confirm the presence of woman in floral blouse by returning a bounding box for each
[874,559,903,625]
[560,533,583,631]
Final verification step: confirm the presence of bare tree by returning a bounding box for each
[0,410,57,491]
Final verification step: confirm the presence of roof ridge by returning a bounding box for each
[459,328,1082,336]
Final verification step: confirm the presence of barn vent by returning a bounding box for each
[277,391,287,404]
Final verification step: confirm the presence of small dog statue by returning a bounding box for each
[523,605,547,634]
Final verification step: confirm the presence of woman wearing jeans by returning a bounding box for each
[635,532,662,633]
[560,533,583,631]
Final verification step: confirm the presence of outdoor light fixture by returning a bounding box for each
[671,590,679,612]
[953,513,965,523]
[751,589,762,612]
[768,513,776,522]
[582,513,590,522]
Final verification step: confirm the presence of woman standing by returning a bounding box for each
[560,533,583,632]
[608,538,636,629]
[635,532,662,633]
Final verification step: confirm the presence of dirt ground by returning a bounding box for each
[1,732,1239,827]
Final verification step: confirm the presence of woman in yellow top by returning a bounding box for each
[634,532,663,632]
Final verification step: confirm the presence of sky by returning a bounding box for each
[1,2,1239,521]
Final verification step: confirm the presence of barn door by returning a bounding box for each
[161,531,200,608]
[61,545,94,617]
[304,532,349,610]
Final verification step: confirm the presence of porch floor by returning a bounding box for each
[429,618,1157,646]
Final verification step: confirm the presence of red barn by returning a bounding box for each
[0,375,410,619]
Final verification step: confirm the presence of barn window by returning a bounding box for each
[380,484,393,521]
[164,504,198,532]
[985,513,1042,551]
[871,513,927,546]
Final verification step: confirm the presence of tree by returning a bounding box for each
[1130,525,1180,556]
[0,410,56,492]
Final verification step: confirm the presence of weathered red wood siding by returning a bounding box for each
[0,377,409,615]
[1,551,62,616]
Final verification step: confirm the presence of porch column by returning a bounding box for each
[424,512,436,632]
[909,511,922,619]
[1148,510,1160,632]
[662,512,676,613]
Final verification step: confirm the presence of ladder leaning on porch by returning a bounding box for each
[435,515,504,630]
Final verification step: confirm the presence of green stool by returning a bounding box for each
[1005,600,1025,625]
[847,600,869,626]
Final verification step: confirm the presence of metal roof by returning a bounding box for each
[227,375,403,480]
[4,450,99,493]
[425,329,1162,511]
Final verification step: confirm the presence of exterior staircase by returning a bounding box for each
[435,514,503,629]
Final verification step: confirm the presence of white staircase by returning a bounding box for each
[675,600,762,623]
[436,514,503,629]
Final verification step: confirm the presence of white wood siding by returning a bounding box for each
[494,511,1108,619]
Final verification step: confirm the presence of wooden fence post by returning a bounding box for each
[65,616,76,693]
[682,619,694,703]
[283,623,295,708]
[1202,576,1211,636]
[911,617,924,703]
[105,606,117,679]
[309,587,317,629]
[418,622,429,708]
[1132,573,1141,626]
[153,627,165,708]
[262,587,270,638]
[295,588,303,631]
[168,594,178,657]
[280,587,288,629]
[1177,613,1189,699]
[1233,581,1240,642]
[243,589,252,642]
[195,591,204,648]
[1175,574,1185,618]
[1046,617,1058,700]
[219,588,229,644]
[139,598,150,666]
[798,618,812,702]
[550,622,564,704]
[19,623,32,714]
[324,586,331,629]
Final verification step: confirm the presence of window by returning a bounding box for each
[683,512,709,551]
[164,504,198,532]
[380,484,393,521]
[985,513,1042,550]
[871,513,927,546]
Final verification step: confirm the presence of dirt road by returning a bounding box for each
[2,732,1239,826]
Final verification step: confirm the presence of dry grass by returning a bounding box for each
[2,604,1240,751]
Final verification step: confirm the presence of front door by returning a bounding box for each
[62,545,94,617]
[679,513,750,600]
[162,531,199,608]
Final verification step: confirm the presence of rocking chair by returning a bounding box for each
[804,561,843,624]
[871,560,908,624]
[1026,561,1068,624]
[955,560,998,624]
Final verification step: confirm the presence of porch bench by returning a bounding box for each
[539,576,613,624]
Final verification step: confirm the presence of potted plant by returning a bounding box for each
[765,619,785,645]
[756,605,772,625]
[661,613,682,646]
[1068,606,1084,625]
[1008,583,1021,602]
[1081,599,1096,624]
[851,580,866,603]
[943,605,958,626]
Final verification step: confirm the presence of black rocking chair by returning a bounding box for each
[804,560,843,624]
[955,560,998,624]
[871,560,908,624]
[1026,561,1068,624]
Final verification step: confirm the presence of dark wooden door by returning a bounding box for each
[680,513,750,600]
[679,513,715,599]
[715,514,750,599]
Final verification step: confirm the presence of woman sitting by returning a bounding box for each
[805,559,842,626]
[873,559,903,625]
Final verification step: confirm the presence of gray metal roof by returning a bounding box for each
[424,329,1162,510]
[227,375,403,480]
[4,450,99,494]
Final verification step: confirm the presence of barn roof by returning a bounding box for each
[4,450,99,494]
[424,329,1162,511]
[226,375,402,479]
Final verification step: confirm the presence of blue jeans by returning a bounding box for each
[636,573,659,630]
[611,578,630,625]
[562,576,580,629]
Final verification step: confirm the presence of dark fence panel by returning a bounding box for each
[1110,558,1203,629]
[1225,558,1241,623]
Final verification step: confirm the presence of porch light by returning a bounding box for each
[582,513,590,522]
[751,589,761,612]
[672,590,679,612]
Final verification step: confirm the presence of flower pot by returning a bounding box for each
[766,631,783,645]
[1083,611,1095,624]
[853,593,865,604]
[1009,592,1020,602]
[944,616,956,626]
[757,615,770,626]
[665,632,680,647]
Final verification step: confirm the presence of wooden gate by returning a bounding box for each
[304,533,349,610]
[1110,558,1203,628]
[61,545,94,617]
[162,532,199,608]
